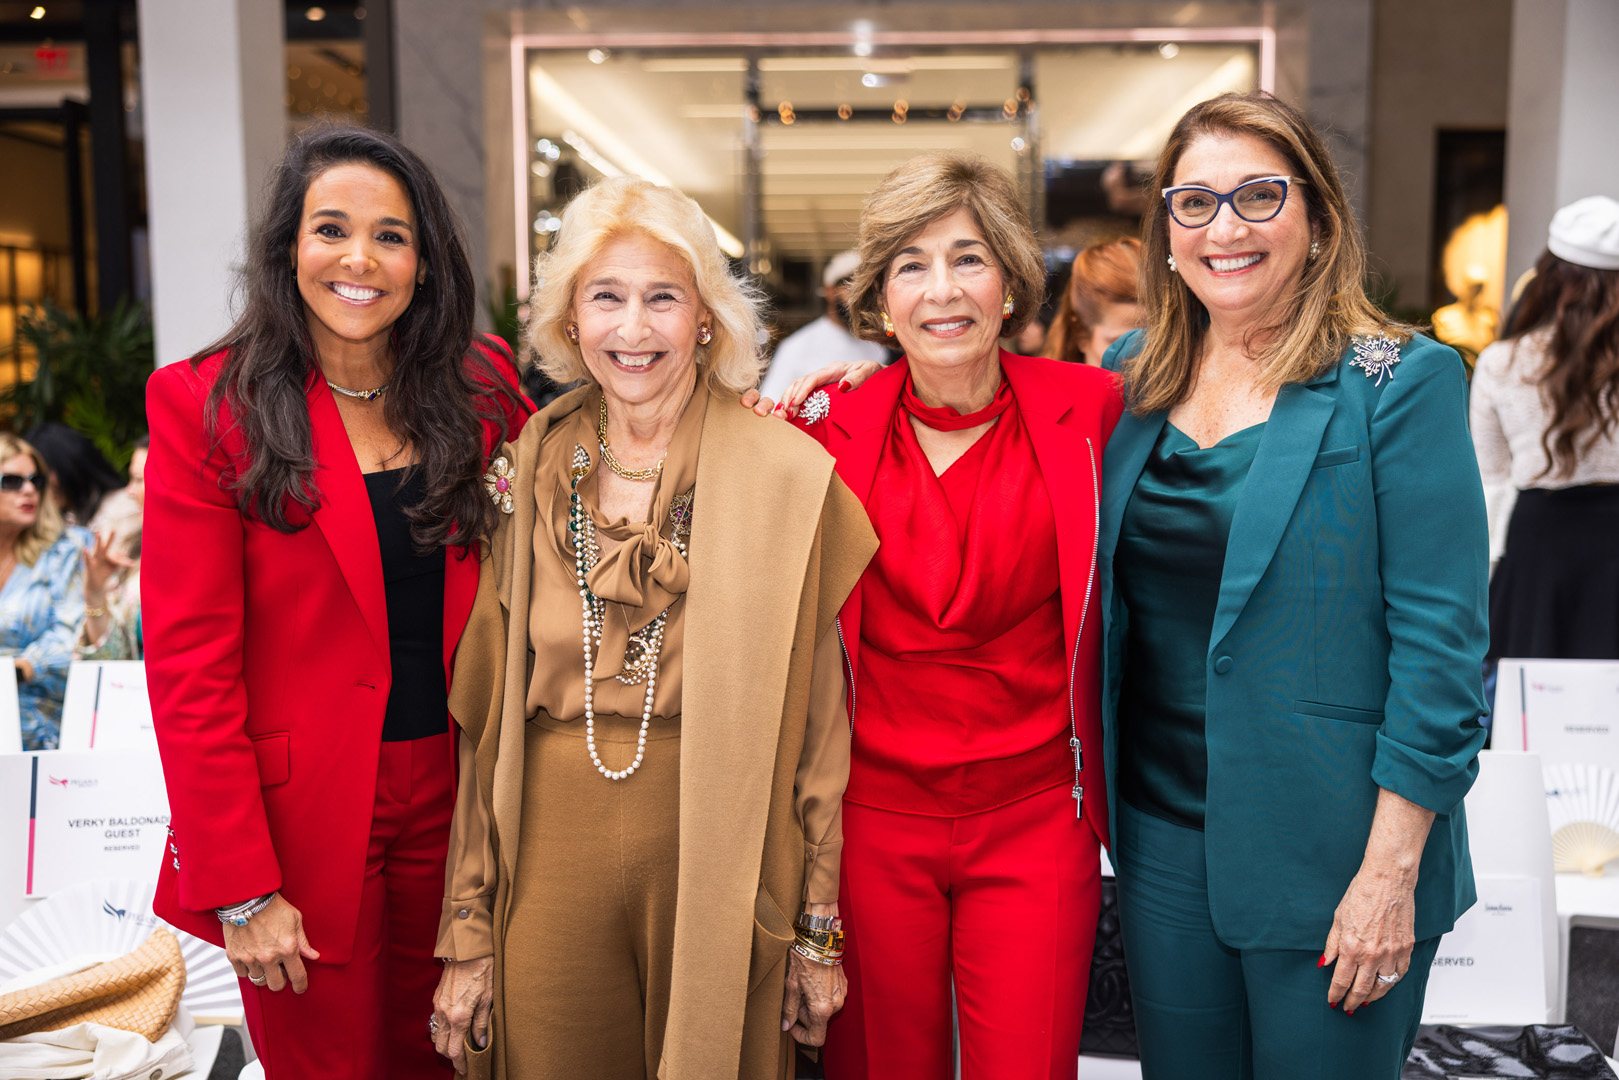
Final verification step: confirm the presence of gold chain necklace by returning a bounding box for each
[597,396,665,482]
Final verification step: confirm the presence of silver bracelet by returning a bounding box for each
[216,892,276,926]
[795,912,842,932]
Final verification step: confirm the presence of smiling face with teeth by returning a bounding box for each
[571,234,709,416]
[293,162,425,369]
[882,206,1009,393]
[1167,131,1317,334]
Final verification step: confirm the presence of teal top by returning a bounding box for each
[1115,421,1264,829]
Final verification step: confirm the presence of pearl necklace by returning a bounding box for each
[568,444,692,781]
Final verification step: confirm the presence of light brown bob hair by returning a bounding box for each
[1126,91,1408,414]
[528,176,766,395]
[0,434,65,566]
[847,152,1045,344]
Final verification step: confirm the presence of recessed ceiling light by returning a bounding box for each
[587,48,609,64]
[306,6,326,22]
[1159,42,1181,59]
[29,6,46,19]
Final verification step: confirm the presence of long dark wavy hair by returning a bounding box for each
[196,125,520,549]
[1504,250,1619,480]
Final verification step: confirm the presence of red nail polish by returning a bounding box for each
[1329,1001,1338,1009]
[839,381,852,393]
[1317,955,1327,968]
[1345,1009,1355,1017]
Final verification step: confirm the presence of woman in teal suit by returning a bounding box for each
[1098,92,1488,1079]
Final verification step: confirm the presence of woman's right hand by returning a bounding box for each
[742,360,883,417]
[222,893,320,993]
[432,956,495,1074]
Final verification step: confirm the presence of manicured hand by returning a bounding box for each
[224,893,320,993]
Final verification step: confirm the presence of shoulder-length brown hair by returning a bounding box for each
[0,434,65,566]
[1126,91,1408,414]
[1043,238,1142,365]
[847,152,1045,343]
[1504,250,1619,480]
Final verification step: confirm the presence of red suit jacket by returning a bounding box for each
[143,339,529,961]
[793,351,1123,844]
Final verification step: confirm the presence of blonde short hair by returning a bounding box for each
[527,177,765,395]
[1127,91,1410,414]
[847,152,1045,343]
[0,434,64,566]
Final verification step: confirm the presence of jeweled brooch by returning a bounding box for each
[1349,333,1402,386]
[799,389,832,424]
[483,455,516,514]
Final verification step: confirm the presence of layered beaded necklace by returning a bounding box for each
[568,443,694,781]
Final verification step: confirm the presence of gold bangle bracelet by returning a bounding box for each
[791,941,844,967]
[84,604,108,618]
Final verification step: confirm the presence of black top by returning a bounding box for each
[364,468,448,742]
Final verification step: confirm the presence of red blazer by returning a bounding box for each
[143,338,530,961]
[794,351,1124,843]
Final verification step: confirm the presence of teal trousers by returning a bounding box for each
[1112,800,1441,1080]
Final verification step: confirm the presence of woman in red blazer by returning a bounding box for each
[143,126,528,1080]
[786,153,1123,1079]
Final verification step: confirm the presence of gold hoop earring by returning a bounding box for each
[696,325,713,346]
[881,312,895,337]
[1002,294,1014,318]
[565,322,579,343]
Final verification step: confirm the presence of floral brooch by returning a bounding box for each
[483,455,516,515]
[799,389,832,424]
[1349,333,1402,386]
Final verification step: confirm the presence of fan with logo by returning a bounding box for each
[0,878,242,1022]
[1544,762,1619,878]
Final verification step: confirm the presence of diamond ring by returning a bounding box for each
[1375,972,1401,985]
[247,973,267,986]
[428,1016,441,1035]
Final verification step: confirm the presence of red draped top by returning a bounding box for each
[845,375,1071,816]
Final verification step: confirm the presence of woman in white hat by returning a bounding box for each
[1472,194,1619,660]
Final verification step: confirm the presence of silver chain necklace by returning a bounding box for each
[326,380,389,402]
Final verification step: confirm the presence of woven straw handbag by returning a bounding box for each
[0,928,186,1042]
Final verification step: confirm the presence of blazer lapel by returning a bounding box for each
[307,378,389,662]
[1004,354,1098,658]
[1209,373,1337,649]
[1098,408,1167,621]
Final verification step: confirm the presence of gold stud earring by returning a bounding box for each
[565,322,579,343]
[1002,293,1015,318]
[697,324,713,345]
[881,312,895,337]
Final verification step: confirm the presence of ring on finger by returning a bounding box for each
[428,1016,441,1036]
[248,972,268,986]
[1375,971,1401,985]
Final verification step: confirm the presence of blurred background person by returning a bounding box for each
[0,433,89,750]
[77,435,146,662]
[1473,195,1619,661]
[759,249,889,401]
[1043,238,1144,365]
[25,421,126,528]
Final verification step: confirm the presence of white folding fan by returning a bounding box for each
[1543,762,1619,877]
[0,878,243,1022]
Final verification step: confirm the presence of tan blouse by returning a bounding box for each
[437,386,851,961]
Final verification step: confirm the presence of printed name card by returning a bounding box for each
[58,661,155,751]
[23,747,171,897]
[1421,874,1547,1024]
[1497,659,1619,768]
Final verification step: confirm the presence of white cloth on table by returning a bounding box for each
[759,316,888,401]
[0,1007,195,1080]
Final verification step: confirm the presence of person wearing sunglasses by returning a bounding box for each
[0,433,91,750]
[1095,91,1487,1078]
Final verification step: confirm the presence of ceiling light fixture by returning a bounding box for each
[852,19,874,58]
[1159,42,1181,59]
[305,6,326,22]
[29,6,45,18]
[587,48,609,64]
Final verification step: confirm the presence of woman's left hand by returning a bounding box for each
[1322,867,1416,1013]
[1322,787,1435,1014]
[781,949,846,1046]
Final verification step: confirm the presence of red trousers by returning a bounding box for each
[241,733,455,1080]
[823,783,1101,1080]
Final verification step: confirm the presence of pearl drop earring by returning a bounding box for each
[1167,255,1178,273]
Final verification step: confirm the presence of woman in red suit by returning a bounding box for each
[143,126,528,1079]
[787,152,1123,1078]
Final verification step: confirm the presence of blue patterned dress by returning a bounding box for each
[4,526,91,749]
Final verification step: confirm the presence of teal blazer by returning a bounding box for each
[1099,330,1489,950]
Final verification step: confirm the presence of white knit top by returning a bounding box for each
[1469,327,1619,562]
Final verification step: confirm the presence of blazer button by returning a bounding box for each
[457,909,471,920]
[1213,656,1233,675]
